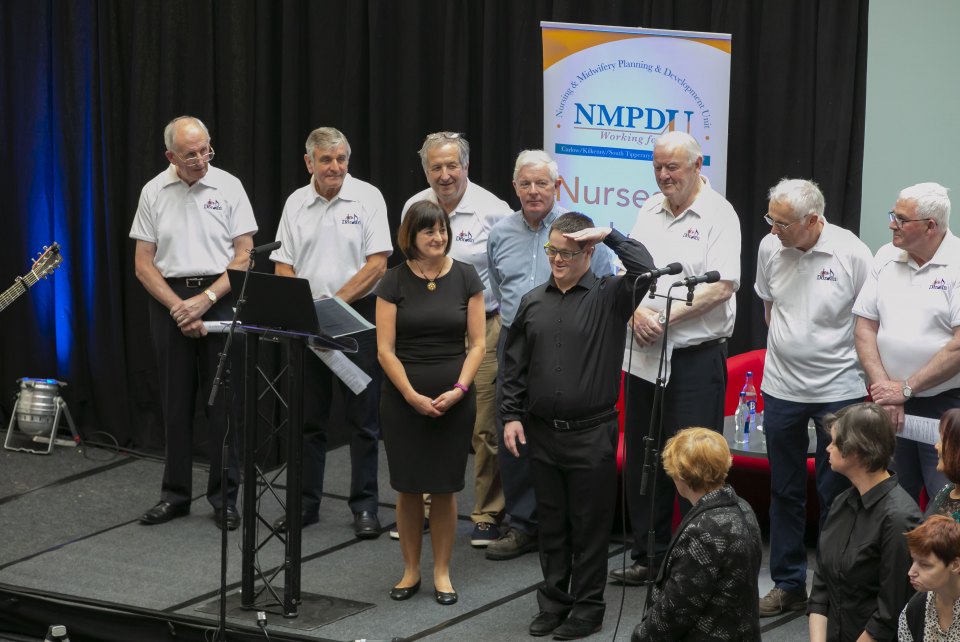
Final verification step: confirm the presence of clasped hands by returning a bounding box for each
[169,294,212,338]
[868,380,907,431]
[407,386,466,417]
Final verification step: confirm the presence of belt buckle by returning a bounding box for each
[553,419,571,431]
[185,277,204,288]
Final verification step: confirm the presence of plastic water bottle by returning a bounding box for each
[734,391,749,444]
[742,371,759,433]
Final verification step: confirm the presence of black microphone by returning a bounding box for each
[249,240,281,254]
[638,262,683,280]
[672,270,721,288]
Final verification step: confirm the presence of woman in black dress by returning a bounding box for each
[375,200,485,605]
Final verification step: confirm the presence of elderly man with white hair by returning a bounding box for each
[486,150,618,561]
[854,182,959,504]
[754,178,872,617]
[612,131,741,587]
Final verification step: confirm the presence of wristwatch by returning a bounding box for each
[902,379,913,399]
[203,288,218,303]
[657,311,667,326]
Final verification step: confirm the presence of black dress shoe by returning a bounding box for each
[353,511,381,539]
[530,611,565,637]
[607,562,650,586]
[214,506,240,531]
[389,579,421,601]
[434,589,458,605]
[552,617,601,640]
[272,511,319,533]
[139,501,190,525]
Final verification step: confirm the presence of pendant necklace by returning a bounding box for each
[414,259,443,291]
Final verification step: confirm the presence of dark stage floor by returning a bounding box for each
[0,433,808,641]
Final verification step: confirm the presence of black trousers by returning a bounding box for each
[527,415,619,623]
[147,292,239,510]
[623,342,727,564]
[299,296,381,516]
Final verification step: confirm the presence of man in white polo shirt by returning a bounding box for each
[130,115,257,531]
[611,131,741,586]
[854,182,959,503]
[401,132,513,551]
[270,127,392,539]
[754,178,871,617]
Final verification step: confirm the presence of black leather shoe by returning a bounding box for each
[434,589,458,605]
[608,562,650,586]
[552,617,601,640]
[139,501,190,525]
[389,579,421,601]
[353,511,381,539]
[529,611,565,636]
[214,506,240,531]
[272,511,319,533]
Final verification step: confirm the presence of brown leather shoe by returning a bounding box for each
[607,562,650,586]
[758,587,808,617]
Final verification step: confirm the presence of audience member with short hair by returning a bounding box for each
[632,428,762,641]
[898,514,960,641]
[808,402,922,642]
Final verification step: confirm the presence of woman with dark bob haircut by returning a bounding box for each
[898,514,960,640]
[926,409,960,518]
[633,427,762,641]
[374,200,486,605]
[808,402,922,642]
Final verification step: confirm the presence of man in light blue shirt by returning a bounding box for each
[486,150,618,560]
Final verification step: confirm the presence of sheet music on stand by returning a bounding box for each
[901,414,940,445]
[308,297,374,394]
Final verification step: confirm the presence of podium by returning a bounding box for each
[237,324,356,618]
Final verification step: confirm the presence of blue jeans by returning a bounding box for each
[763,393,861,594]
[895,391,958,502]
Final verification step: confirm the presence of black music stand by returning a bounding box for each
[227,270,363,619]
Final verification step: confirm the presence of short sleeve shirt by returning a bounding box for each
[270,174,392,299]
[402,181,512,313]
[852,232,960,396]
[755,222,872,402]
[129,164,258,277]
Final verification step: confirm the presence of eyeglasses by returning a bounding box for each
[543,244,584,261]
[764,214,805,230]
[888,211,934,230]
[174,147,215,168]
[516,179,554,192]
[425,132,462,142]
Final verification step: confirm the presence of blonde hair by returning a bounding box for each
[661,427,731,491]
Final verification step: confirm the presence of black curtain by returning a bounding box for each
[0,0,868,448]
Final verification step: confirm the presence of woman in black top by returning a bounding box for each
[375,200,485,605]
[808,402,922,642]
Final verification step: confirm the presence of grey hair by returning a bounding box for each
[768,178,826,221]
[654,131,703,165]
[305,127,351,159]
[826,402,895,473]
[418,132,470,170]
[899,182,951,228]
[513,150,559,182]
[163,116,210,152]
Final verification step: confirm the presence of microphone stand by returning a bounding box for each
[638,282,693,610]
[208,251,256,642]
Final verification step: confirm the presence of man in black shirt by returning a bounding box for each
[501,212,654,640]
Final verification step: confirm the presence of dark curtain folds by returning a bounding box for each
[0,0,868,449]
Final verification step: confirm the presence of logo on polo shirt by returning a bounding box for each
[931,277,948,291]
[456,230,474,243]
[816,268,837,282]
[203,199,224,211]
[341,213,361,225]
[681,228,700,241]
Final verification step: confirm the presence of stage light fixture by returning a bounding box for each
[4,377,80,455]
[43,624,70,642]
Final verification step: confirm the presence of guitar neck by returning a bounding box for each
[0,272,39,313]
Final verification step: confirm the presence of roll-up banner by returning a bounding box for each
[542,22,731,232]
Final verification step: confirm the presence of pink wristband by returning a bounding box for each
[453,383,469,394]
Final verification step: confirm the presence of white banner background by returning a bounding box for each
[542,22,731,232]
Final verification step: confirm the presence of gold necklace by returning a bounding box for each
[414,259,443,291]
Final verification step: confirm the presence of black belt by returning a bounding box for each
[485,309,500,319]
[673,336,727,353]
[165,275,221,288]
[538,408,619,432]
